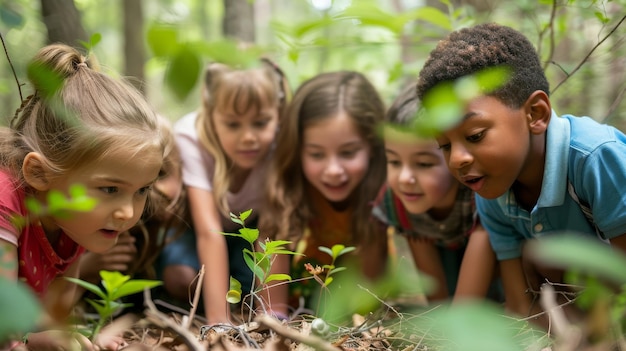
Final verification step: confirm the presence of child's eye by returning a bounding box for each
[340,149,358,158]
[387,160,401,168]
[100,187,118,194]
[137,186,152,196]
[253,119,270,128]
[416,162,434,168]
[224,122,240,129]
[467,131,485,143]
[307,152,324,160]
[438,143,451,152]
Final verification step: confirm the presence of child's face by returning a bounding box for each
[213,100,279,170]
[40,145,163,254]
[301,113,371,204]
[384,128,458,214]
[434,95,532,199]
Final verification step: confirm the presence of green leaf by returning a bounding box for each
[264,273,292,284]
[324,276,334,286]
[402,6,452,31]
[147,24,179,58]
[164,45,202,101]
[238,227,259,244]
[318,246,333,257]
[109,280,162,301]
[85,298,112,319]
[239,209,252,222]
[528,233,626,284]
[427,301,533,351]
[226,289,241,304]
[65,277,107,300]
[0,278,40,339]
[328,267,347,275]
[229,276,242,291]
[243,251,265,281]
[100,271,131,293]
[24,198,42,215]
[26,61,64,99]
[333,245,355,257]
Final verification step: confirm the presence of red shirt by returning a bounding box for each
[0,170,84,297]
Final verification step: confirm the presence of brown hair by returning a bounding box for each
[1,43,165,187]
[260,71,386,245]
[195,59,289,216]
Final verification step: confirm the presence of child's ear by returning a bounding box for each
[525,90,551,135]
[22,152,52,191]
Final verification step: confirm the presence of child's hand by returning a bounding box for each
[93,333,128,351]
[79,232,137,284]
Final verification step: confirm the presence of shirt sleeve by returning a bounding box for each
[174,113,215,192]
[0,172,21,245]
[476,195,525,260]
[577,138,626,239]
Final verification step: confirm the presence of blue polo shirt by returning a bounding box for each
[477,112,626,260]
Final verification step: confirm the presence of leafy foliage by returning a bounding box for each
[66,271,162,339]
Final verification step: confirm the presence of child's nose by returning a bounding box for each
[399,167,415,184]
[113,200,135,222]
[324,158,344,176]
[448,144,472,170]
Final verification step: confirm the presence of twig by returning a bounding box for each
[357,284,402,319]
[143,288,205,351]
[255,314,342,351]
[539,283,582,351]
[0,31,23,101]
[186,264,205,330]
[552,14,626,93]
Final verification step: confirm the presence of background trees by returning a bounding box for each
[0,0,625,128]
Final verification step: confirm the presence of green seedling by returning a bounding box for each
[317,244,355,286]
[66,270,162,338]
[222,210,299,305]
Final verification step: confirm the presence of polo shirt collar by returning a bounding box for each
[537,110,570,208]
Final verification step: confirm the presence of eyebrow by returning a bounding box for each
[93,176,158,187]
[385,149,438,157]
[304,141,363,148]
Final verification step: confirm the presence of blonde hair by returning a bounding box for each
[195,59,288,216]
[260,71,386,245]
[0,43,164,187]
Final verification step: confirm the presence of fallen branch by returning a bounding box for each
[255,315,341,351]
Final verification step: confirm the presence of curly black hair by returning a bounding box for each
[416,23,549,109]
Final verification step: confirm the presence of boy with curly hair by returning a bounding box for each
[416,22,626,322]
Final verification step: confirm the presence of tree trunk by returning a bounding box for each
[123,0,146,94]
[40,0,88,53]
[222,0,255,43]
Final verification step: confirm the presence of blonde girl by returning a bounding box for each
[0,44,165,350]
[259,71,388,318]
[159,60,288,324]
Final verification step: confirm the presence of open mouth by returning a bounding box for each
[100,229,119,238]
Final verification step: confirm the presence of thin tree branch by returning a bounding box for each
[540,0,558,71]
[552,14,626,93]
[0,31,23,101]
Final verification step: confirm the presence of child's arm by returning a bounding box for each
[0,238,18,280]
[257,252,290,319]
[453,225,496,301]
[43,258,81,321]
[406,237,449,301]
[187,186,230,324]
[499,257,537,317]
[609,234,626,253]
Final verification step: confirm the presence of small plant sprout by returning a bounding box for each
[221,210,299,311]
[66,270,162,339]
[317,244,355,286]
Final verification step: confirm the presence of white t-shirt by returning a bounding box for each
[174,112,268,232]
